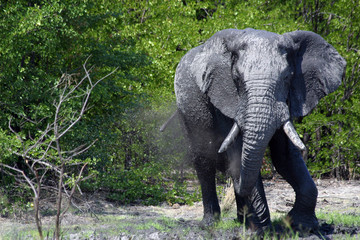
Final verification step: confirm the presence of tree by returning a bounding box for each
[1,58,115,239]
[293,0,360,179]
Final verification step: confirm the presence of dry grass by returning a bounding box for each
[220,179,236,214]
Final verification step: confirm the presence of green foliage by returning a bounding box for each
[317,211,360,227]
[0,188,12,217]
[0,0,149,162]
[0,0,152,207]
[0,184,33,217]
[0,129,19,160]
[77,100,198,205]
[293,0,360,179]
[117,0,308,100]
[84,161,200,205]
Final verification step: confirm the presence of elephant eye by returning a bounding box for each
[278,44,289,56]
[238,43,247,51]
[232,68,244,94]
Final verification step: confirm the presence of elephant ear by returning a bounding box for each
[191,29,245,120]
[285,30,346,117]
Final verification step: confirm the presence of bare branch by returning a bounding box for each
[0,163,38,198]
[34,139,55,165]
[10,151,60,174]
[65,139,98,160]
[23,124,52,158]
[39,168,50,184]
[83,56,93,87]
[60,61,95,102]
[60,163,88,220]
[93,67,119,88]
[57,69,117,140]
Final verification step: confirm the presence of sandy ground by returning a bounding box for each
[0,179,359,239]
[266,179,359,215]
[147,179,360,220]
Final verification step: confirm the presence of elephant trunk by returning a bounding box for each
[236,101,276,197]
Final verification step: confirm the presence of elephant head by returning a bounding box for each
[189,28,346,197]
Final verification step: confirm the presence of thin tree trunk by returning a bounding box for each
[34,195,43,240]
[55,162,64,240]
[34,169,43,240]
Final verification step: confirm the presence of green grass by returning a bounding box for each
[134,216,183,232]
[332,235,359,240]
[135,220,167,231]
[158,216,178,229]
[0,228,55,240]
[270,211,360,228]
[215,218,242,230]
[1,231,37,240]
[317,211,360,226]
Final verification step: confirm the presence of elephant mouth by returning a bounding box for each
[218,120,305,153]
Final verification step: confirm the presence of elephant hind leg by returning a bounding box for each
[269,129,318,231]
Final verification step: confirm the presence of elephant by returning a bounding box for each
[173,28,346,232]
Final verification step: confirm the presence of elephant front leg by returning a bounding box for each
[233,173,271,232]
[270,129,319,231]
[194,156,221,226]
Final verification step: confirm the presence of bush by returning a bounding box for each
[84,161,200,205]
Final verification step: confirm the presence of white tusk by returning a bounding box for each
[218,123,240,153]
[283,121,306,151]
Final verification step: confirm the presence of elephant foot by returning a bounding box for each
[199,213,220,229]
[287,209,319,232]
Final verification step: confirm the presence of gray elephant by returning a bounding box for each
[174,28,346,232]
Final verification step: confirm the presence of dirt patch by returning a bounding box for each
[265,179,360,215]
[0,179,359,239]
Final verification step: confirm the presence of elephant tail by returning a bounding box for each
[159,109,179,132]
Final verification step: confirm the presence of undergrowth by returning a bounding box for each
[82,161,201,206]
